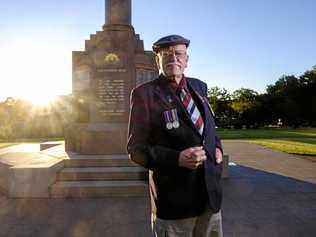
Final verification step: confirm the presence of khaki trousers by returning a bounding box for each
[152,209,223,237]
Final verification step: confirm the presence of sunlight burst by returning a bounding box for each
[0,38,71,104]
[21,93,57,107]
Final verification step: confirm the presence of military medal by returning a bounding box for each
[164,109,180,130]
[171,109,180,128]
[172,121,179,128]
[163,110,173,130]
[167,122,173,130]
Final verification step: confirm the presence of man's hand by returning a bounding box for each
[179,146,207,170]
[215,147,223,164]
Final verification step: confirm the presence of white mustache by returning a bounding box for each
[166,62,181,67]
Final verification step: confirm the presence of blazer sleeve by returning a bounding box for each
[127,87,180,172]
[203,83,223,154]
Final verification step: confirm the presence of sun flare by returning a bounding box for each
[0,38,71,104]
[21,94,57,107]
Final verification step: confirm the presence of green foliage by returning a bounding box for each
[231,88,258,114]
[207,65,316,128]
[266,67,316,127]
[207,87,234,127]
[208,87,261,127]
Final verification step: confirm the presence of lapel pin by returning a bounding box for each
[167,95,173,104]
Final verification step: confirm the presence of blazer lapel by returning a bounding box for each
[153,81,175,110]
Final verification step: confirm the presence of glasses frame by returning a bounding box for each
[159,49,187,60]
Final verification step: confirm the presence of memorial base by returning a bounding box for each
[65,123,128,155]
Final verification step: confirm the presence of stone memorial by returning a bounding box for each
[0,1,228,199]
[66,0,158,155]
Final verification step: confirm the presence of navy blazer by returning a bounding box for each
[127,74,223,219]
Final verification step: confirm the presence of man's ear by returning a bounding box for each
[155,55,161,70]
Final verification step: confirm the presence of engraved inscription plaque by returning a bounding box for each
[97,77,125,117]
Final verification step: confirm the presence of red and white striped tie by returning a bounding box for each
[179,88,204,135]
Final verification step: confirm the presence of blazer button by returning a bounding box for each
[202,140,206,145]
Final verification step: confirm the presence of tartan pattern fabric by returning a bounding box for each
[179,88,204,135]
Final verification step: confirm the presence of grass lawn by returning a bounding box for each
[217,127,316,139]
[218,128,316,156]
[248,138,316,155]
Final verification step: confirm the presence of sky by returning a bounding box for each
[0,0,315,102]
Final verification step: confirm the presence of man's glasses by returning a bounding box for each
[160,49,187,59]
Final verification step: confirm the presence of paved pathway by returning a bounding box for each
[223,140,316,184]
[0,141,315,237]
[222,141,316,237]
[0,196,151,237]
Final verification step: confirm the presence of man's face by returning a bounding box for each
[157,44,188,78]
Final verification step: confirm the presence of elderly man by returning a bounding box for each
[127,35,224,237]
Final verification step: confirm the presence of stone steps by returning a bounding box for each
[49,154,148,198]
[64,155,137,168]
[50,180,148,198]
[57,167,148,181]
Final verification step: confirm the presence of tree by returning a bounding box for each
[266,71,316,127]
[298,66,316,126]
[207,87,234,127]
[230,88,259,127]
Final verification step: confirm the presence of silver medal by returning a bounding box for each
[171,108,180,129]
[166,122,173,130]
[172,121,179,128]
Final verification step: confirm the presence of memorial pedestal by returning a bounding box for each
[65,123,128,155]
[68,21,157,155]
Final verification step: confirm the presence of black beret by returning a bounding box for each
[152,35,190,53]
